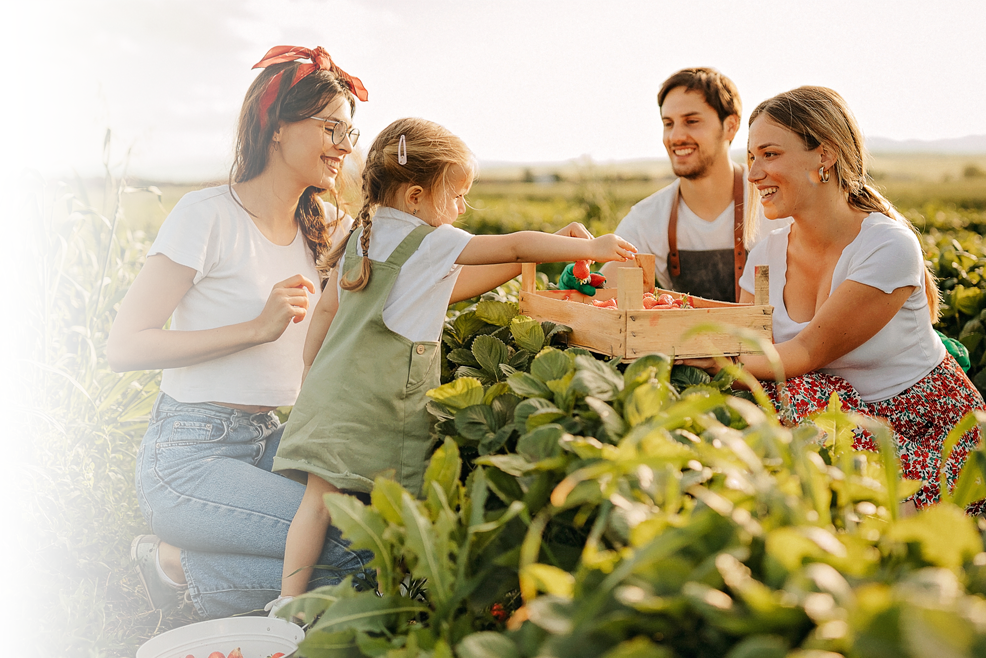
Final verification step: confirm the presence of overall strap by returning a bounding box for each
[386,224,436,268]
[667,163,746,300]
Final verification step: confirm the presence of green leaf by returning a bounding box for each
[624,353,672,387]
[508,371,553,399]
[516,424,565,462]
[670,365,711,389]
[401,492,454,606]
[886,503,982,568]
[479,424,515,455]
[306,594,429,635]
[476,453,537,477]
[448,348,480,367]
[600,637,674,658]
[453,311,493,344]
[585,396,627,439]
[456,632,521,658]
[570,354,624,401]
[722,635,788,658]
[511,315,546,352]
[424,438,462,515]
[322,495,394,590]
[514,397,563,429]
[520,563,575,599]
[295,628,361,657]
[473,335,510,378]
[951,285,985,316]
[455,405,500,441]
[428,377,484,410]
[476,299,519,326]
[530,347,573,383]
[951,449,986,507]
[624,381,672,426]
[370,478,406,528]
[483,381,512,405]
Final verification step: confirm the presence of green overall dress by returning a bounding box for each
[273,224,440,497]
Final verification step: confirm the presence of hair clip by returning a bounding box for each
[398,134,407,165]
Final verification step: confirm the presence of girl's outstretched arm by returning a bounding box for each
[302,269,340,382]
[456,231,635,268]
[449,222,595,303]
[107,254,314,372]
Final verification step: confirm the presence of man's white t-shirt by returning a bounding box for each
[148,185,352,406]
[739,213,945,402]
[339,206,473,343]
[614,172,785,289]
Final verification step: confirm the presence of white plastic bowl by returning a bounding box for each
[136,616,303,658]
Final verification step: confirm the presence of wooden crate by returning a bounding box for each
[518,255,773,360]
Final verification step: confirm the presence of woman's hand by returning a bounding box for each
[589,234,637,263]
[251,274,316,344]
[107,255,316,372]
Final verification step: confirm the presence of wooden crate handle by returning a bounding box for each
[634,253,656,292]
[617,267,644,310]
[754,265,769,306]
[521,263,536,293]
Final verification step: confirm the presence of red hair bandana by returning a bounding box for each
[252,45,368,130]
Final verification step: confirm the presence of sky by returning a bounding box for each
[5,0,986,182]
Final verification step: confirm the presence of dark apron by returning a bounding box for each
[667,163,746,302]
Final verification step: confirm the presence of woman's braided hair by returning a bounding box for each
[322,117,475,291]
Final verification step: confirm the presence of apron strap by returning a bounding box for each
[731,163,746,303]
[667,163,746,301]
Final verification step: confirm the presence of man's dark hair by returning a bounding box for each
[658,67,741,123]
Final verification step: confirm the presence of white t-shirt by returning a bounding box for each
[614,172,785,289]
[739,212,945,402]
[148,185,352,406]
[339,206,473,342]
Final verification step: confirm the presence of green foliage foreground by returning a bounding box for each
[278,299,986,658]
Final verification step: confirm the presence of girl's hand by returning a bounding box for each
[253,274,316,343]
[590,234,637,263]
[554,222,594,240]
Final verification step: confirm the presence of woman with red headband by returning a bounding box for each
[107,46,373,618]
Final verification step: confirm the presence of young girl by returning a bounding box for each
[268,117,637,608]
[107,45,373,618]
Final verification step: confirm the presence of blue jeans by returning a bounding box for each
[135,392,372,618]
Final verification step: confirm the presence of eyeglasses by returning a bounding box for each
[308,116,360,146]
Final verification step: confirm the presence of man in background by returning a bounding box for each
[601,67,778,302]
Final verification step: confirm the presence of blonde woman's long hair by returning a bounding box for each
[744,86,940,321]
[322,117,476,291]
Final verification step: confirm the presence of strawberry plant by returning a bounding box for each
[278,289,986,657]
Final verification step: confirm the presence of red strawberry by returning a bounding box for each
[642,296,658,309]
[657,293,675,306]
[572,260,591,284]
[207,653,224,658]
[228,649,244,658]
[588,272,606,287]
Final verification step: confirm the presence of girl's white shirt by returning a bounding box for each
[148,185,352,406]
[740,212,946,402]
[339,206,473,343]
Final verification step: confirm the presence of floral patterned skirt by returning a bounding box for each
[759,355,985,513]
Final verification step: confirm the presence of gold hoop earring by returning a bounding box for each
[819,166,830,183]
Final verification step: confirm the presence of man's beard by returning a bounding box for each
[672,146,719,180]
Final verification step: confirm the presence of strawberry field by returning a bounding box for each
[23,157,986,657]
